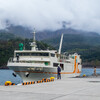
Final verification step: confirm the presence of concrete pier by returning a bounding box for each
[0,77,100,100]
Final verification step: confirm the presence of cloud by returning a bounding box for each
[0,0,100,32]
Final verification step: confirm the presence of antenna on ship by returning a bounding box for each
[30,28,37,51]
[58,34,63,54]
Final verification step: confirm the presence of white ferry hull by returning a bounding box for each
[8,66,57,82]
[8,64,82,82]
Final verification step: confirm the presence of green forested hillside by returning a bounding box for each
[0,32,18,40]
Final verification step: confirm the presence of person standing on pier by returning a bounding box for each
[94,66,97,76]
[57,65,61,79]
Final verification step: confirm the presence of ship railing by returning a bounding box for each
[8,57,21,63]
[8,58,50,66]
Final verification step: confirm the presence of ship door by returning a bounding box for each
[60,64,64,70]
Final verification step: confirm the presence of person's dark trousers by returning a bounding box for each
[57,74,61,79]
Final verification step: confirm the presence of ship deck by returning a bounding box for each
[0,76,100,100]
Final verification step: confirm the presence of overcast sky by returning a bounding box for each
[0,0,100,32]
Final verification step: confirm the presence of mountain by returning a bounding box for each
[43,33,100,50]
[0,32,17,40]
[1,25,100,40]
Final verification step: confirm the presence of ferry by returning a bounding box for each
[7,31,82,82]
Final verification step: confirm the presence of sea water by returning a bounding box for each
[0,70,22,85]
[81,68,100,76]
[0,68,100,85]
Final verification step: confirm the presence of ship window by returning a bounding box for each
[51,53,55,57]
[16,53,31,56]
[53,63,64,70]
[31,53,49,56]
[16,53,23,56]
[16,52,49,56]
[66,61,70,63]
[43,53,49,56]
[53,63,59,67]
[23,53,31,56]
[60,64,64,70]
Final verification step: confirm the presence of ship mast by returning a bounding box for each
[30,29,37,51]
[58,34,63,54]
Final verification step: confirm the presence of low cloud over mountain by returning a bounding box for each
[0,0,100,33]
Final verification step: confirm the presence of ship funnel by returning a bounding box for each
[58,34,63,54]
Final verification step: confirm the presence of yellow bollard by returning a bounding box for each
[5,81,12,86]
[83,74,86,77]
[50,77,55,80]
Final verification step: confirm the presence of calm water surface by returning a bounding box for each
[0,70,22,85]
[0,68,100,85]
